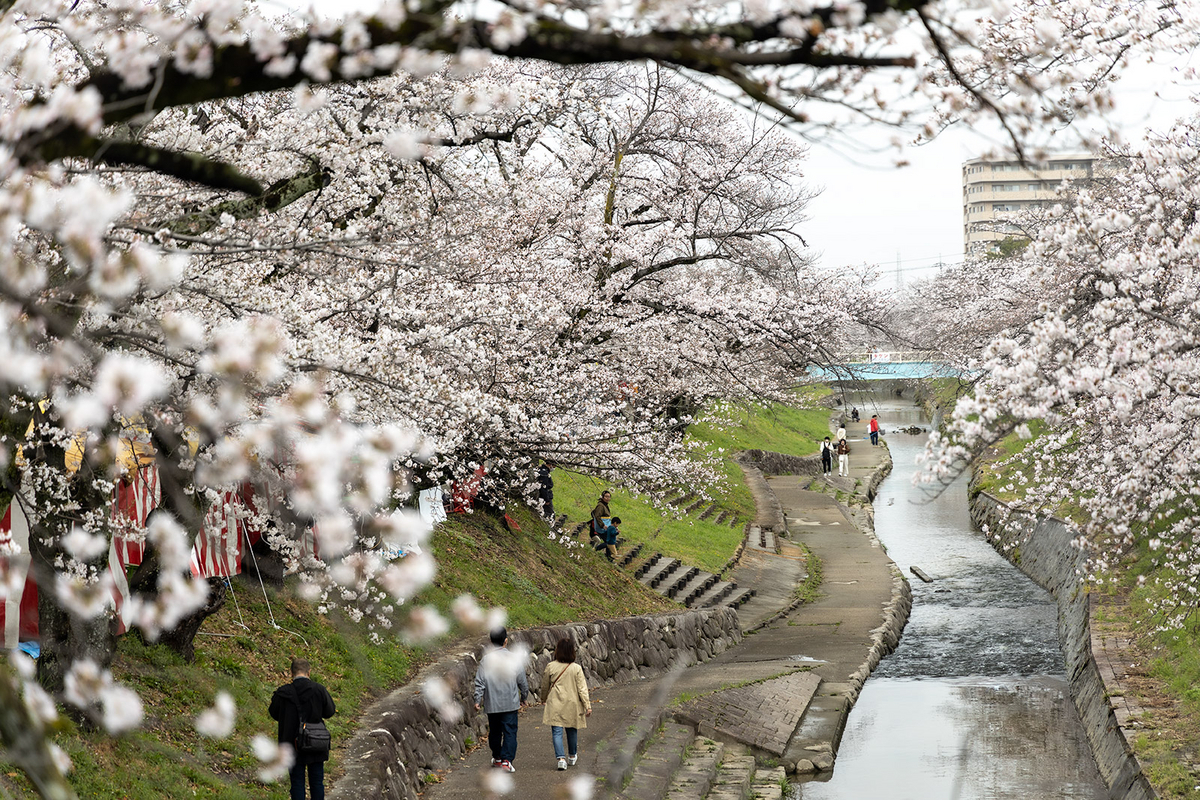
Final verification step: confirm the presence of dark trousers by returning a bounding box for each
[487,710,519,762]
[870,430,879,445]
[289,760,325,800]
[821,453,832,473]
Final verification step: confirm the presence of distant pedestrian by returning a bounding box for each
[541,637,591,771]
[835,423,846,444]
[474,627,529,773]
[269,658,336,800]
[536,463,555,523]
[837,437,850,477]
[851,407,860,422]
[591,490,612,540]
[869,415,880,446]
[603,516,622,562]
[819,437,834,475]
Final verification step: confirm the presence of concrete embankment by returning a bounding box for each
[971,490,1158,800]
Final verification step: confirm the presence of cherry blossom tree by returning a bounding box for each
[0,0,1195,794]
[917,122,1200,632]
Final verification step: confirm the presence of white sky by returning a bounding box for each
[800,59,1199,286]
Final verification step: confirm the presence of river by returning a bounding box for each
[795,396,1108,800]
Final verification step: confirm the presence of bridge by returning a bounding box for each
[808,350,965,381]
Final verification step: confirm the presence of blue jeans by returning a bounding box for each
[289,759,324,800]
[487,710,519,762]
[551,726,578,759]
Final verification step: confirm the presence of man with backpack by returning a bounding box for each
[269,658,337,800]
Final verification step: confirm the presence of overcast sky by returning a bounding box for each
[800,59,1199,287]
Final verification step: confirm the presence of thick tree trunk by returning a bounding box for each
[27,522,116,699]
[156,578,227,663]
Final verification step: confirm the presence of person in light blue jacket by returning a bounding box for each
[473,627,529,773]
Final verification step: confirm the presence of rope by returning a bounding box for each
[223,576,249,631]
[242,522,309,647]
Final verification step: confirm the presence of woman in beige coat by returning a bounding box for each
[541,637,591,771]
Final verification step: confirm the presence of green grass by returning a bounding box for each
[793,543,823,604]
[551,470,743,573]
[0,505,673,800]
[552,395,833,573]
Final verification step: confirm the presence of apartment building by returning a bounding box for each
[962,153,1095,254]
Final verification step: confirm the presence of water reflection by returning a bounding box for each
[804,678,1106,800]
[796,396,1105,799]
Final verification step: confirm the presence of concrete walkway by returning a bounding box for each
[424,418,906,798]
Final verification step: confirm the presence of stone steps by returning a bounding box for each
[634,552,665,580]
[607,720,787,800]
[664,736,724,800]
[617,722,694,800]
[667,491,697,509]
[664,565,700,599]
[693,580,738,609]
[619,542,644,568]
[750,765,787,800]
[724,586,757,609]
[640,557,683,590]
[676,570,719,606]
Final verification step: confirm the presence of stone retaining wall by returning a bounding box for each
[330,607,742,800]
[736,449,821,478]
[970,491,1157,800]
[736,460,787,534]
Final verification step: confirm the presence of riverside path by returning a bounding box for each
[423,417,906,799]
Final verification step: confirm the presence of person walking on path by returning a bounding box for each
[869,414,880,446]
[540,637,592,770]
[819,436,834,475]
[269,658,336,800]
[837,437,850,477]
[474,627,529,773]
[835,423,847,444]
[591,490,612,539]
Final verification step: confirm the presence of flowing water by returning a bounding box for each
[795,396,1108,800]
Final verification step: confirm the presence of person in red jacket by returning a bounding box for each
[869,414,880,446]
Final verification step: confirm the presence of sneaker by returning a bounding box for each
[499,760,516,773]
[557,758,567,771]
[568,754,578,766]
[491,758,501,768]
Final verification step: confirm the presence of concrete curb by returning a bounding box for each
[735,460,787,534]
[836,445,911,706]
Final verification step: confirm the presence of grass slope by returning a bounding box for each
[0,505,672,799]
[553,394,832,574]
